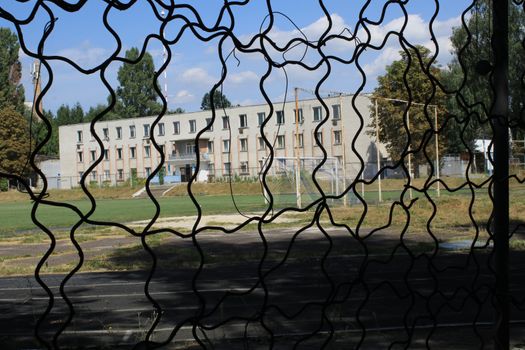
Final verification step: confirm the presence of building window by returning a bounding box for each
[90,150,96,161]
[117,169,124,181]
[240,161,249,174]
[77,151,83,162]
[277,135,285,149]
[145,167,151,177]
[130,146,136,158]
[158,122,165,136]
[222,116,229,129]
[239,114,248,128]
[223,140,230,153]
[173,121,180,135]
[276,110,285,125]
[208,141,214,153]
[160,144,165,156]
[144,145,151,158]
[208,163,215,175]
[116,147,123,159]
[224,162,231,175]
[259,160,264,170]
[77,130,83,143]
[116,126,122,139]
[313,106,322,121]
[143,124,150,137]
[294,108,304,124]
[104,149,109,160]
[104,170,110,180]
[91,171,97,181]
[78,171,84,182]
[334,130,342,145]
[185,143,195,154]
[295,133,304,148]
[189,120,196,133]
[258,137,266,150]
[206,118,213,132]
[257,112,265,126]
[129,125,136,138]
[315,131,323,146]
[103,128,109,140]
[332,104,341,120]
[240,138,248,152]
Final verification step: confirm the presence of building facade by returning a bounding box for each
[58,94,385,189]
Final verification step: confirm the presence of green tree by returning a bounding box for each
[0,106,31,175]
[168,107,185,114]
[371,46,447,177]
[444,0,525,143]
[33,109,58,156]
[0,28,25,114]
[56,103,85,125]
[200,91,232,110]
[114,47,162,118]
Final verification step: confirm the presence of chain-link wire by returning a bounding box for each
[0,0,524,349]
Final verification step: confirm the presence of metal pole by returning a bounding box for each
[434,105,440,197]
[492,1,509,348]
[375,99,382,202]
[407,108,413,200]
[294,88,302,209]
[340,94,348,207]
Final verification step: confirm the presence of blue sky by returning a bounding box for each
[0,0,471,114]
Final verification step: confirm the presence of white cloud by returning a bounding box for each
[363,47,401,76]
[55,41,109,69]
[181,67,216,85]
[359,14,462,79]
[226,70,258,84]
[173,89,196,103]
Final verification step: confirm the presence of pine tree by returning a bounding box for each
[0,27,25,114]
[200,91,232,110]
[114,47,163,118]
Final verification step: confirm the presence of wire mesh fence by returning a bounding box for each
[0,1,524,349]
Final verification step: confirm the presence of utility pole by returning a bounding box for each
[492,0,509,348]
[294,88,302,209]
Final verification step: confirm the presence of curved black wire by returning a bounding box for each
[0,0,522,349]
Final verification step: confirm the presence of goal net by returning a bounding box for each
[261,156,345,209]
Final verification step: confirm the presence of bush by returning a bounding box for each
[0,177,8,192]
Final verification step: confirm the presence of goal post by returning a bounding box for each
[261,156,344,209]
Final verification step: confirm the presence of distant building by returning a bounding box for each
[58,94,386,189]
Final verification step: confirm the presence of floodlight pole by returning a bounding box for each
[340,94,348,207]
[434,105,440,197]
[375,99,382,202]
[294,88,302,209]
[407,109,413,200]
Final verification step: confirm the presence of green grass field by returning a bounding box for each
[0,176,523,236]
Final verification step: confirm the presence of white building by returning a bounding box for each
[58,94,385,189]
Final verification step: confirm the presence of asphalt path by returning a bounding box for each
[0,228,524,349]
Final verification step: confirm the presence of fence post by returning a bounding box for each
[492,1,509,349]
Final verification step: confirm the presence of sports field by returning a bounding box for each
[0,176,523,237]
